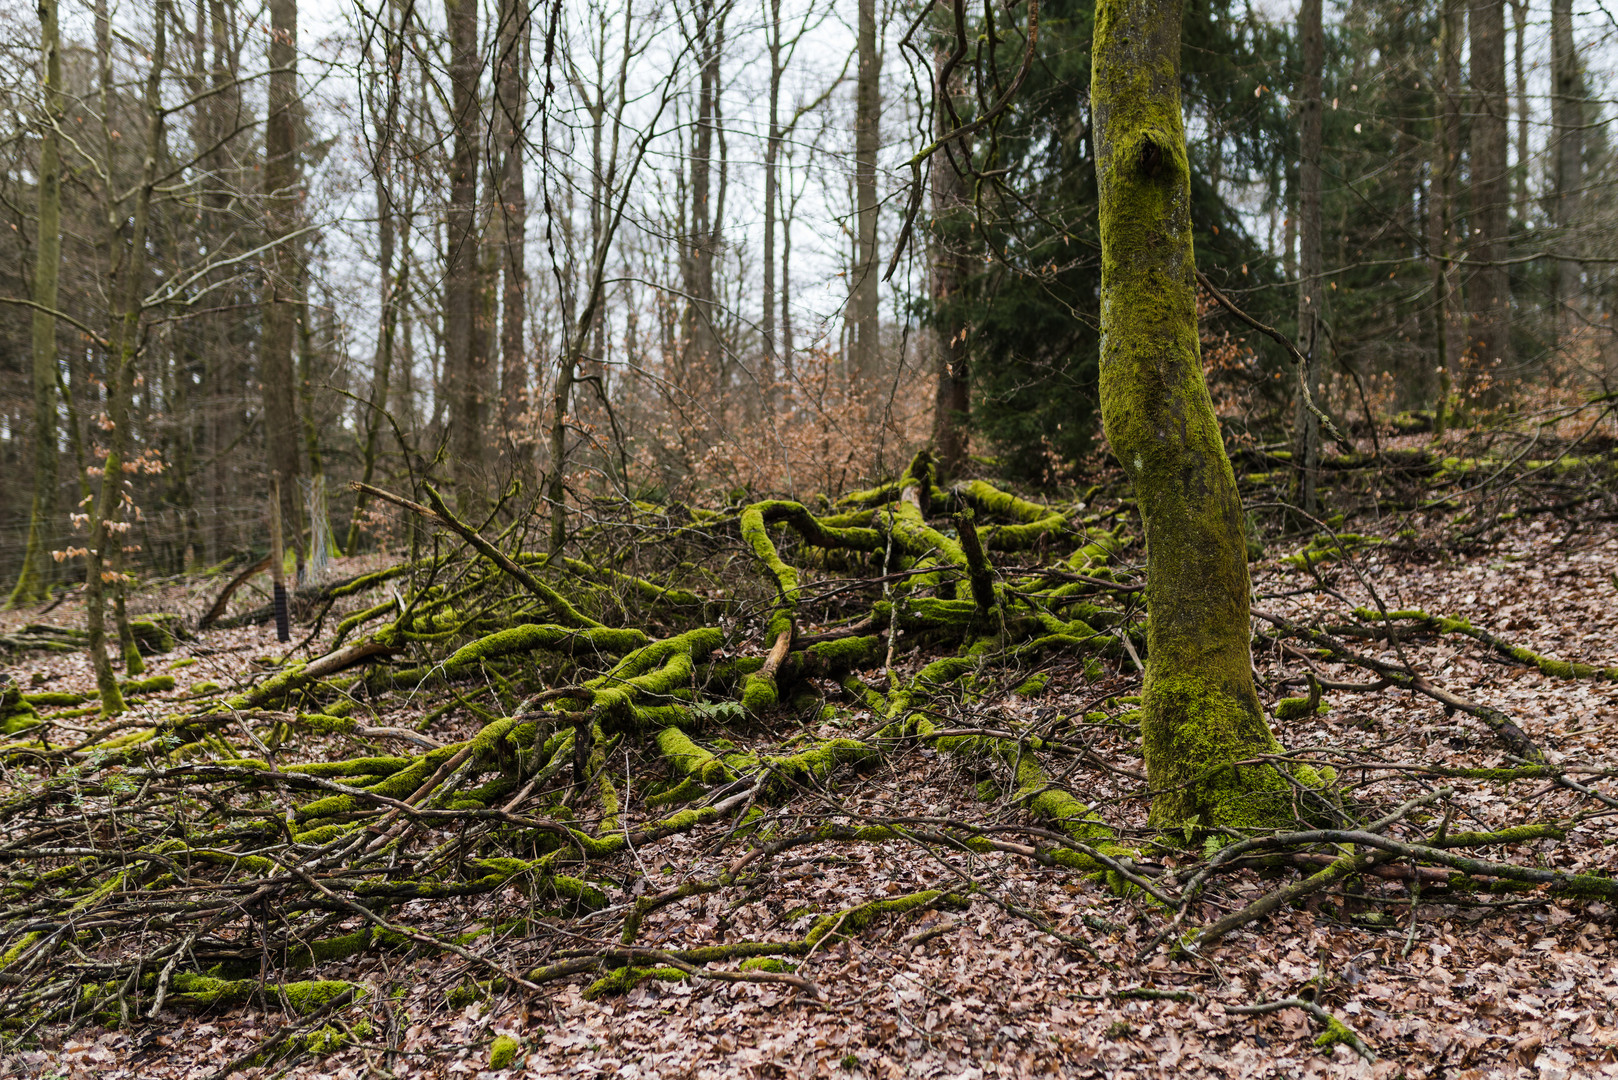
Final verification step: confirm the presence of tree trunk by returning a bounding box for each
[1091,0,1299,829]
[850,0,880,389]
[1431,0,1463,436]
[87,0,170,713]
[262,0,306,565]
[347,0,403,554]
[495,0,530,460]
[445,0,485,511]
[929,40,969,476]
[1550,0,1582,341]
[1295,0,1324,514]
[760,0,782,412]
[1467,0,1510,391]
[9,0,64,607]
[1510,0,1528,213]
[679,2,722,399]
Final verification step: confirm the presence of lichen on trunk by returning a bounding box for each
[1090,0,1293,830]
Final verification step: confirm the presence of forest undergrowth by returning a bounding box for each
[2,441,1618,1080]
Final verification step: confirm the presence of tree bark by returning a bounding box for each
[1510,0,1528,213]
[1091,0,1295,828]
[86,0,170,713]
[1467,0,1510,391]
[445,0,485,510]
[262,0,306,561]
[9,0,64,607]
[929,39,969,477]
[1295,0,1324,513]
[760,0,783,411]
[495,0,530,460]
[1431,0,1463,436]
[679,1,723,398]
[849,0,881,389]
[1549,0,1582,340]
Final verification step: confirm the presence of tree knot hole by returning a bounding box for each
[1138,139,1165,178]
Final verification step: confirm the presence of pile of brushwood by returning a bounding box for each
[2,445,1617,1070]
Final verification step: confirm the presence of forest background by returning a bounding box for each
[0,0,1613,577]
[3,0,1618,1073]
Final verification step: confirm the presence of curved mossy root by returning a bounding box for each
[79,972,361,1022]
[1359,607,1618,682]
[441,623,649,677]
[588,627,722,724]
[657,725,875,797]
[1142,675,1335,833]
[952,480,1074,550]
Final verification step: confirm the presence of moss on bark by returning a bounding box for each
[1092,0,1291,830]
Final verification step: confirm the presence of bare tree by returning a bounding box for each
[262,0,306,560]
[8,0,65,606]
[1467,0,1510,390]
[445,0,486,509]
[849,0,880,388]
[1550,0,1583,340]
[1296,0,1324,512]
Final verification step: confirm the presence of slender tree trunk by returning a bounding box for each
[9,0,64,607]
[850,0,881,388]
[445,0,484,510]
[87,0,170,713]
[1511,0,1528,214]
[1432,0,1463,436]
[1550,0,1583,342]
[1092,0,1301,829]
[1295,0,1324,514]
[680,1,722,399]
[1467,0,1510,392]
[496,0,530,459]
[930,40,969,476]
[262,0,305,570]
[760,0,783,411]
[346,0,403,553]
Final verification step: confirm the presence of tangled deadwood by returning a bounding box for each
[2,450,1616,1068]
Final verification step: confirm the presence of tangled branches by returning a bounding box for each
[2,450,1616,1069]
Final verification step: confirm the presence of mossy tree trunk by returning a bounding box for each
[1091,0,1288,830]
[9,0,64,608]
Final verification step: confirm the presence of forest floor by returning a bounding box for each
[3,511,1617,1080]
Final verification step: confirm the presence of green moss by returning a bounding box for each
[741,672,779,715]
[489,1035,522,1069]
[120,674,175,695]
[1013,672,1050,698]
[657,727,735,784]
[189,681,222,695]
[0,931,42,971]
[1312,1014,1357,1052]
[163,973,358,1013]
[1275,696,1329,721]
[128,618,177,655]
[738,957,797,973]
[1141,674,1289,831]
[442,624,648,676]
[956,480,1054,523]
[806,889,967,946]
[763,738,873,789]
[584,965,690,1000]
[447,982,488,1008]
[23,691,86,707]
